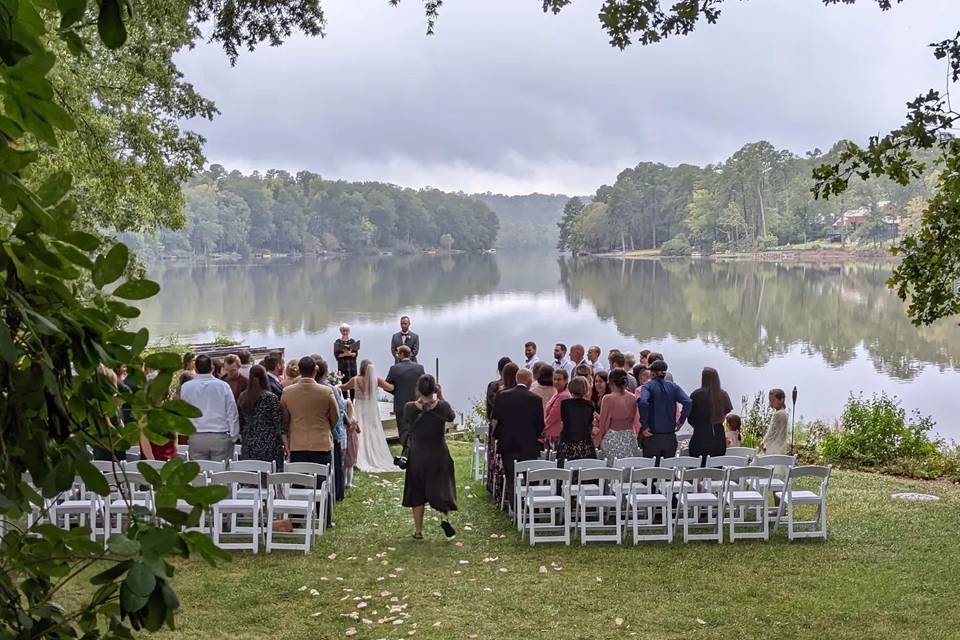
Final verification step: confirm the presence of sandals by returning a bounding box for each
[412,532,423,540]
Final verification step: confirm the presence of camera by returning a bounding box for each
[394,455,408,470]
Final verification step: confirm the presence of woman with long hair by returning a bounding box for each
[595,368,640,463]
[687,366,733,463]
[529,362,556,407]
[237,364,284,469]
[402,374,458,540]
[339,359,398,472]
[591,370,609,413]
[488,361,519,502]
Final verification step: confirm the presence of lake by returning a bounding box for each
[138,253,960,440]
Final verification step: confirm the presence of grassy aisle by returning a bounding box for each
[156,443,960,640]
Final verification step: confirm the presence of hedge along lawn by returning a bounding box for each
[154,443,960,640]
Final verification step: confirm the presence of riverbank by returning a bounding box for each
[594,245,897,263]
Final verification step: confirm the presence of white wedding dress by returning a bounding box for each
[354,365,401,473]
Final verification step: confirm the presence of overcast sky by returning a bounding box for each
[176,0,960,195]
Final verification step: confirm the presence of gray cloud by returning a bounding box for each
[176,0,959,194]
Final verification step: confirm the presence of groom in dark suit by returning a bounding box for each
[385,345,424,445]
[390,315,420,363]
[490,368,544,507]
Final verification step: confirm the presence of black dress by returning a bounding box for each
[239,390,284,470]
[687,388,733,461]
[401,400,458,512]
[557,397,597,464]
[334,338,359,397]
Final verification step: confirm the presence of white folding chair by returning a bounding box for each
[564,459,606,527]
[175,444,190,461]
[472,425,489,482]
[577,467,623,545]
[526,468,572,546]
[659,456,700,495]
[726,447,756,461]
[726,467,772,542]
[210,471,262,553]
[233,444,242,461]
[104,471,154,536]
[174,473,209,533]
[193,460,227,476]
[676,467,726,544]
[612,457,655,504]
[90,460,120,473]
[752,454,797,519]
[705,455,749,469]
[626,467,674,544]
[125,459,165,473]
[49,476,102,543]
[514,460,556,533]
[774,465,831,540]
[283,462,332,533]
[265,472,317,553]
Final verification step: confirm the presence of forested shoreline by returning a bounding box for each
[558,140,937,256]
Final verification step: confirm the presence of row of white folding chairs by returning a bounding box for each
[513,453,786,534]
[523,463,830,545]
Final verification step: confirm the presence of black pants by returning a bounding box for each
[289,450,333,527]
[333,441,345,501]
[689,425,726,465]
[501,450,538,512]
[642,433,678,462]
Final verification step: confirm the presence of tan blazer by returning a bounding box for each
[280,378,340,452]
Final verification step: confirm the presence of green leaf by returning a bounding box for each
[147,371,172,404]
[155,507,188,528]
[125,562,156,597]
[163,399,201,418]
[76,459,109,495]
[144,352,181,371]
[90,559,133,585]
[113,278,160,300]
[130,327,149,358]
[37,171,72,206]
[92,243,128,288]
[97,0,127,48]
[57,0,88,30]
[61,230,100,252]
[160,580,180,610]
[0,323,19,362]
[138,462,163,487]
[52,241,94,270]
[107,299,141,319]
[107,534,141,557]
[119,582,149,614]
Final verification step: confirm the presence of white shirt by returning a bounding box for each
[179,373,240,438]
[553,357,575,378]
[239,364,252,377]
[523,355,540,370]
[589,358,607,374]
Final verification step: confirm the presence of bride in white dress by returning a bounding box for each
[340,359,400,473]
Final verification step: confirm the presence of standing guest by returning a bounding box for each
[569,344,588,370]
[403,375,458,540]
[182,352,197,378]
[237,364,283,470]
[687,367,734,463]
[180,354,240,462]
[607,349,621,372]
[522,341,539,370]
[262,353,285,398]
[623,352,637,372]
[609,352,637,392]
[638,360,692,460]
[212,357,224,379]
[487,361,518,500]
[91,365,125,461]
[596,368,640,463]
[725,413,743,449]
[220,354,248,403]
[334,323,360,399]
[587,346,606,374]
[762,389,789,454]
[591,370,610,413]
[491,367,544,509]
[385,345,425,445]
[552,343,575,378]
[238,349,253,378]
[314,354,347,502]
[486,357,513,421]
[574,364,593,388]
[283,359,300,387]
[646,352,674,381]
[557,376,597,465]
[639,350,651,367]
[391,315,420,363]
[541,368,571,446]
[529,363,557,407]
[343,399,360,488]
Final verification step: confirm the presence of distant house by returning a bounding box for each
[832,201,901,242]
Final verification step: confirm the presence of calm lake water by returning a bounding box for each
[139,253,960,440]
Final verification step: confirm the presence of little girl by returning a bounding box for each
[343,399,361,488]
[725,413,743,449]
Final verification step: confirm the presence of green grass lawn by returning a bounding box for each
[154,443,960,640]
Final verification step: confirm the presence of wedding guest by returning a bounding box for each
[212,357,224,379]
[596,368,640,463]
[552,343,575,378]
[491,367,543,508]
[623,351,637,372]
[587,345,606,374]
[570,344,588,370]
[92,365,125,461]
[262,353,285,397]
[220,354,248,403]
[762,389,789,454]
[385,346,425,445]
[523,341,539,370]
[725,413,743,449]
[632,365,652,397]
[314,354,347,501]
[609,352,637,392]
[530,362,557,407]
[334,323,360,399]
[283,359,300,387]
[180,354,240,462]
[487,361,518,500]
[646,352,674,381]
[639,350,651,367]
[607,349,621,372]
[182,352,197,378]
[574,363,593,386]
[485,357,513,420]
[638,360,691,460]
[403,375,458,540]
[558,376,597,465]
[591,370,609,413]
[237,365,284,470]
[343,399,360,488]
[238,349,253,377]
[542,368,571,445]
[688,367,734,463]
[391,315,420,363]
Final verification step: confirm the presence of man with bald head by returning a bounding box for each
[491,366,544,510]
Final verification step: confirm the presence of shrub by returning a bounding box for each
[661,234,692,256]
[739,391,773,448]
[818,393,940,467]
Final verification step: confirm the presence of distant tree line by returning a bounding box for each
[470,192,573,249]
[557,140,936,255]
[122,166,500,257]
